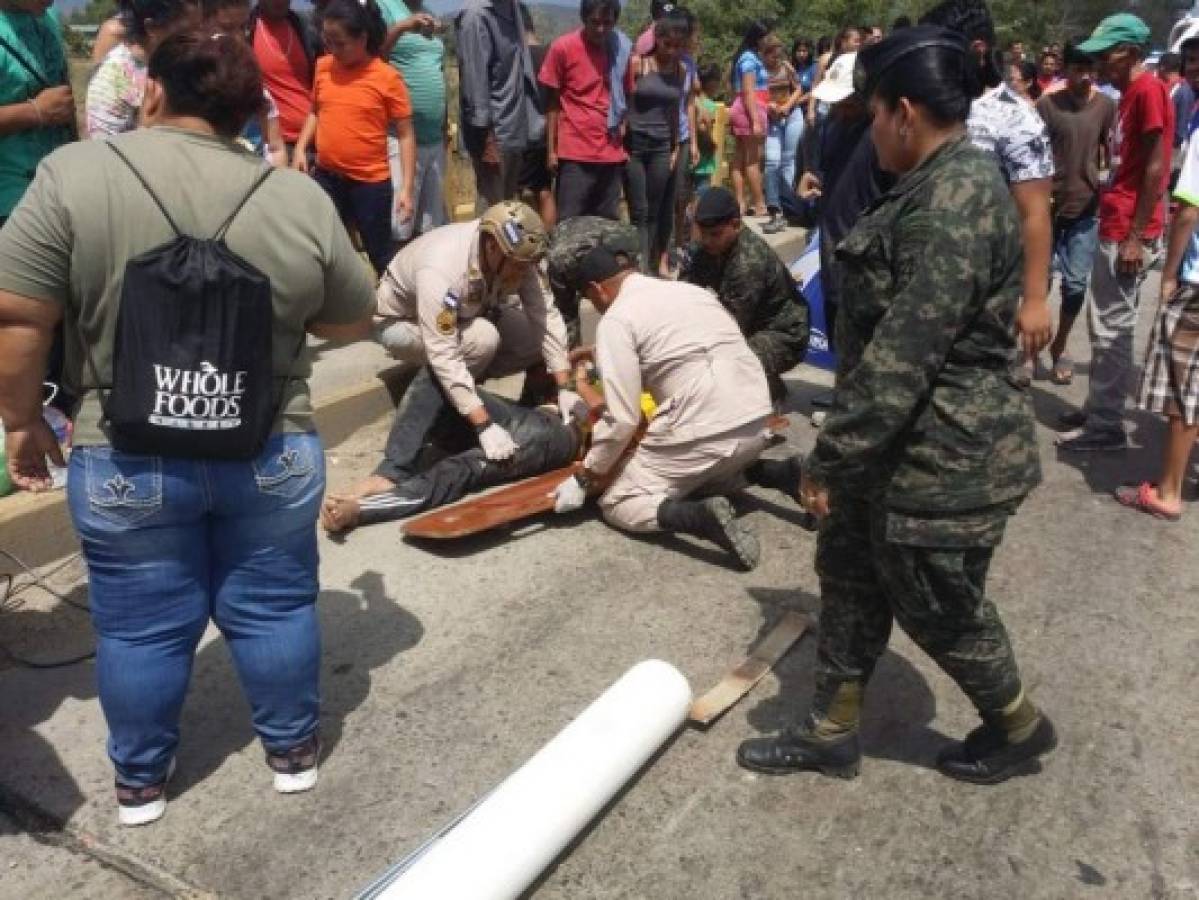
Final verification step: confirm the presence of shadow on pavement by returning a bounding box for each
[170,570,423,798]
[1029,383,1171,498]
[0,574,95,830]
[741,586,947,772]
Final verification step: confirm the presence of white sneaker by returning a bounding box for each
[116,758,176,827]
[268,734,320,794]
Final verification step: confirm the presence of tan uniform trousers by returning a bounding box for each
[599,420,771,533]
[376,306,544,381]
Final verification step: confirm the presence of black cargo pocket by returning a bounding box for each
[85,449,163,528]
[252,442,317,499]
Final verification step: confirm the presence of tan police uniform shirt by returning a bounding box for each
[375,220,570,416]
[586,274,772,475]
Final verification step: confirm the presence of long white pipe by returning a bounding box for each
[375,660,692,900]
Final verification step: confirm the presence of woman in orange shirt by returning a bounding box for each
[292,0,415,274]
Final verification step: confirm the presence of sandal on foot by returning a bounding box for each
[1114,483,1182,521]
[1049,355,1074,385]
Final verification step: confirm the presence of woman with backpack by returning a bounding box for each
[291,0,416,275]
[0,29,376,826]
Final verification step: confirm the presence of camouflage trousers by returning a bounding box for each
[811,494,1024,718]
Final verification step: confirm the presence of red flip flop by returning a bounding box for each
[1114,483,1182,522]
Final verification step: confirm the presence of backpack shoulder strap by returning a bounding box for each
[106,142,183,237]
[213,167,273,241]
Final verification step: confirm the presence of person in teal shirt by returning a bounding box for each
[379,0,447,242]
[0,0,74,225]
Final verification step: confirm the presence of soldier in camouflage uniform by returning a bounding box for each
[680,188,809,404]
[546,216,641,347]
[737,28,1058,785]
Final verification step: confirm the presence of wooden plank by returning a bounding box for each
[688,612,810,726]
[402,464,581,540]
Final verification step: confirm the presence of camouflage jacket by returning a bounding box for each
[681,227,809,378]
[805,136,1042,514]
[546,216,641,345]
[547,216,641,298]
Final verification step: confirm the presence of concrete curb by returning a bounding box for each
[0,374,400,571]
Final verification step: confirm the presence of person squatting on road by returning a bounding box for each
[680,186,810,405]
[737,28,1057,784]
[357,201,581,499]
[0,29,376,825]
[550,245,788,571]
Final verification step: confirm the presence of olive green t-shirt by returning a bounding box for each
[0,126,375,446]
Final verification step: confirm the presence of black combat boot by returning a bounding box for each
[737,679,863,778]
[745,455,803,499]
[656,496,760,571]
[736,716,862,778]
[937,705,1058,785]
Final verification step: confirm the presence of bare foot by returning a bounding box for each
[341,474,397,501]
[321,495,363,534]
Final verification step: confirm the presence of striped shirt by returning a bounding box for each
[86,43,145,138]
[378,0,446,146]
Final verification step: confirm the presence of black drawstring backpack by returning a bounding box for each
[74,143,301,460]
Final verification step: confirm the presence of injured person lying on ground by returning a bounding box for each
[322,367,583,534]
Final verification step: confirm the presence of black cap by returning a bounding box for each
[694,187,741,226]
[855,25,969,100]
[576,245,632,286]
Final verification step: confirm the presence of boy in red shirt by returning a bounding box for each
[1059,14,1175,452]
[539,0,633,221]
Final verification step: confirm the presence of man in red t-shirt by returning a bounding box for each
[249,0,316,153]
[539,0,633,221]
[1058,14,1174,452]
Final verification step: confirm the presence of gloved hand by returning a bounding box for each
[477,423,518,462]
[557,389,588,425]
[551,473,587,513]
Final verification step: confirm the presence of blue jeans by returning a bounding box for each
[1052,213,1099,319]
[764,108,805,212]
[68,432,325,787]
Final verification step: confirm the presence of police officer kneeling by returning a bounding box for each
[737,28,1057,784]
[550,246,775,571]
[368,202,578,487]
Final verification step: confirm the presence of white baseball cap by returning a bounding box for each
[812,51,859,104]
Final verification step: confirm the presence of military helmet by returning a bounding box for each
[479,201,549,263]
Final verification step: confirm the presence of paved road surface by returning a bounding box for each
[1,269,1196,899]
